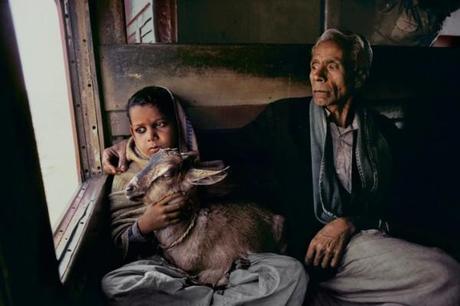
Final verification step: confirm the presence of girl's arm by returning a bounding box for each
[109,174,158,262]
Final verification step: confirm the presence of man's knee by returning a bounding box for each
[433,252,460,281]
[421,250,460,304]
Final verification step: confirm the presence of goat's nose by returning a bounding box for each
[126,185,134,192]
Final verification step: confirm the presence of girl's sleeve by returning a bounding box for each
[109,174,159,262]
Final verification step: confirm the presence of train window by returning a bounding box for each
[124,0,156,43]
[9,0,80,230]
[434,8,460,47]
[124,0,177,43]
[440,8,460,35]
[10,0,107,282]
[123,0,320,44]
[325,0,460,47]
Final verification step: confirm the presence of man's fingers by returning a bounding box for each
[313,247,324,266]
[330,251,341,268]
[330,242,345,268]
[305,243,316,265]
[321,249,334,268]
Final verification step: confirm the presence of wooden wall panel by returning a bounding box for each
[99,44,310,135]
[177,0,321,44]
[98,44,460,139]
[99,44,310,110]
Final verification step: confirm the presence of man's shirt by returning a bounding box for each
[327,112,359,194]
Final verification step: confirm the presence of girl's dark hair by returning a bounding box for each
[126,86,175,123]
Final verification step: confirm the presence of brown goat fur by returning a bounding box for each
[125,149,285,287]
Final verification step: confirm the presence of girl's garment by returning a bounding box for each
[103,87,307,305]
[109,86,199,261]
[103,253,307,306]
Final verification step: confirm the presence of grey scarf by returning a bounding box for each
[309,101,392,224]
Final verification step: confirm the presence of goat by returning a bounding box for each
[124,148,286,287]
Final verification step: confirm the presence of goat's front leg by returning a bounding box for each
[233,256,251,270]
[210,256,251,289]
[197,267,229,288]
[272,214,287,253]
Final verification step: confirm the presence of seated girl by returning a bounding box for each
[101,86,307,306]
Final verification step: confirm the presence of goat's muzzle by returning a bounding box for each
[125,183,145,202]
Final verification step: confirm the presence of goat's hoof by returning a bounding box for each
[186,275,200,286]
[214,277,229,292]
[214,284,227,294]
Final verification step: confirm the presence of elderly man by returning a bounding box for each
[103,29,460,305]
[300,28,460,305]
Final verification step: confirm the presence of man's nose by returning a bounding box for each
[312,66,326,82]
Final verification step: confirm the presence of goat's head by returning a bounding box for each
[125,149,228,205]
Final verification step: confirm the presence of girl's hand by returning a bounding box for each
[102,139,129,174]
[137,193,187,234]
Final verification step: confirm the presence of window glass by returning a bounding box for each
[439,8,460,35]
[10,0,80,229]
[123,0,320,44]
[124,0,156,43]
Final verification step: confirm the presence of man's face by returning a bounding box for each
[309,40,354,110]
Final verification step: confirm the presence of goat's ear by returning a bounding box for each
[180,151,199,170]
[185,166,229,185]
[180,151,199,161]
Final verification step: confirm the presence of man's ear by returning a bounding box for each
[184,166,229,186]
[354,69,367,89]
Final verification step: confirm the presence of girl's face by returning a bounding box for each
[129,104,177,157]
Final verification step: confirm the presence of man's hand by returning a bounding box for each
[102,140,129,175]
[137,193,187,234]
[305,217,356,269]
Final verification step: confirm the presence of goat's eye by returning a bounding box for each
[162,169,176,178]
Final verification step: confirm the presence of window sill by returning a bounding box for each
[53,174,109,282]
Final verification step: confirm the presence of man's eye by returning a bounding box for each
[135,127,146,133]
[328,63,338,70]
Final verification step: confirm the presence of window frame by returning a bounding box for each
[54,175,108,282]
[53,0,107,282]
